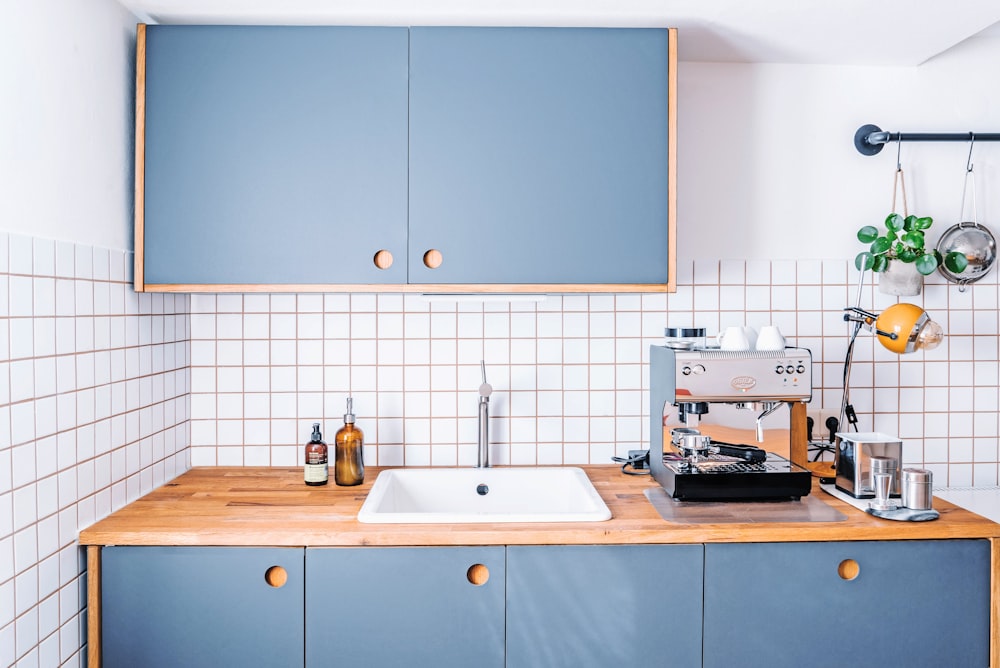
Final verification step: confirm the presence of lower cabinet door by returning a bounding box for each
[506,544,705,668]
[703,540,991,668]
[305,546,505,667]
[101,546,305,668]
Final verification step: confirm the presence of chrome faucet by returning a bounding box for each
[477,360,492,468]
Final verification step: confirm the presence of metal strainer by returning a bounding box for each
[936,222,996,287]
[936,144,996,288]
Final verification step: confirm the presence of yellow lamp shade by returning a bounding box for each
[875,303,943,354]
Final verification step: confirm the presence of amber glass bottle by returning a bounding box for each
[304,423,328,486]
[335,398,364,486]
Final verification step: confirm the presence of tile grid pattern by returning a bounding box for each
[0,233,190,667]
[4,230,998,666]
[187,258,1000,489]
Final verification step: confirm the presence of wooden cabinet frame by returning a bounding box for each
[132,25,677,294]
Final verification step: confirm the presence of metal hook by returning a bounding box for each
[895,135,903,172]
[966,132,976,172]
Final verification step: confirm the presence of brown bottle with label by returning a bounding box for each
[335,398,364,486]
[304,422,328,486]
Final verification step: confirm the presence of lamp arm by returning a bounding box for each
[842,307,900,340]
[843,306,877,327]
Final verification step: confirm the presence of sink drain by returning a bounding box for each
[476,483,489,496]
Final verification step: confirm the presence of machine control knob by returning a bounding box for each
[775,365,785,374]
[796,364,806,374]
[692,364,706,375]
[682,365,692,376]
[785,365,795,374]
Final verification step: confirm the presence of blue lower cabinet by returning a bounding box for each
[305,546,505,667]
[101,546,305,668]
[506,545,704,667]
[703,540,991,668]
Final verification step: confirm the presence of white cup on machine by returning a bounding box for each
[716,326,751,351]
[755,325,786,351]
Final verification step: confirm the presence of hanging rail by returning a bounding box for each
[854,124,1000,156]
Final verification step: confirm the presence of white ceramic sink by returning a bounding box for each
[357,467,612,523]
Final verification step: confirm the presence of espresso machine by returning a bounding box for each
[649,344,814,501]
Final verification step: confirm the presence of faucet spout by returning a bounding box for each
[477,360,493,468]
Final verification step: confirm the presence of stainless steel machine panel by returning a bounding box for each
[671,349,811,403]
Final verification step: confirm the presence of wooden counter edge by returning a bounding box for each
[87,545,101,668]
[993,538,999,668]
[78,466,1000,547]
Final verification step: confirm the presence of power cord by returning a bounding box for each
[611,450,650,475]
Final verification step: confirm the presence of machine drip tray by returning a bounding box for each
[644,487,847,524]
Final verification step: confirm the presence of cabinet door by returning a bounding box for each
[141,26,409,286]
[703,540,991,668]
[409,27,673,286]
[306,546,505,667]
[101,546,304,668]
[506,544,703,667]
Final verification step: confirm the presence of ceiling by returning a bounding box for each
[117,0,1000,65]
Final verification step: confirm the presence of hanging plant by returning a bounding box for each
[855,213,968,276]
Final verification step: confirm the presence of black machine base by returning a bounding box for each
[659,453,812,501]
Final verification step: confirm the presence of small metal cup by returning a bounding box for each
[901,468,933,510]
[670,427,700,447]
[870,456,899,511]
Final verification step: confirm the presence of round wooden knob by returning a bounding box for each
[264,565,288,588]
[837,559,859,581]
[467,563,489,586]
[373,249,394,270]
[423,249,442,269]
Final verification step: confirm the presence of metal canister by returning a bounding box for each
[901,468,933,510]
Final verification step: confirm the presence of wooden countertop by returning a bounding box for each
[78,466,1000,547]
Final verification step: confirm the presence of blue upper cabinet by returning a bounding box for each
[409,27,675,288]
[137,26,675,291]
[139,25,409,288]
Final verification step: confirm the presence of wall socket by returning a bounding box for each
[806,408,841,443]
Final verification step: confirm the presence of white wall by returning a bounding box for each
[0,1,194,667]
[678,34,1000,263]
[0,0,138,252]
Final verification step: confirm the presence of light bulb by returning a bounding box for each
[915,319,943,351]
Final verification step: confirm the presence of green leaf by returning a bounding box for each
[871,237,892,254]
[855,252,874,271]
[914,216,933,231]
[945,251,969,274]
[872,255,889,272]
[901,231,925,249]
[915,254,938,275]
[857,226,880,243]
[897,248,918,263]
[903,215,918,232]
[885,213,904,231]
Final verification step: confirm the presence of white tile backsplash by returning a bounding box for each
[177,259,1000,478]
[1,232,190,667]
